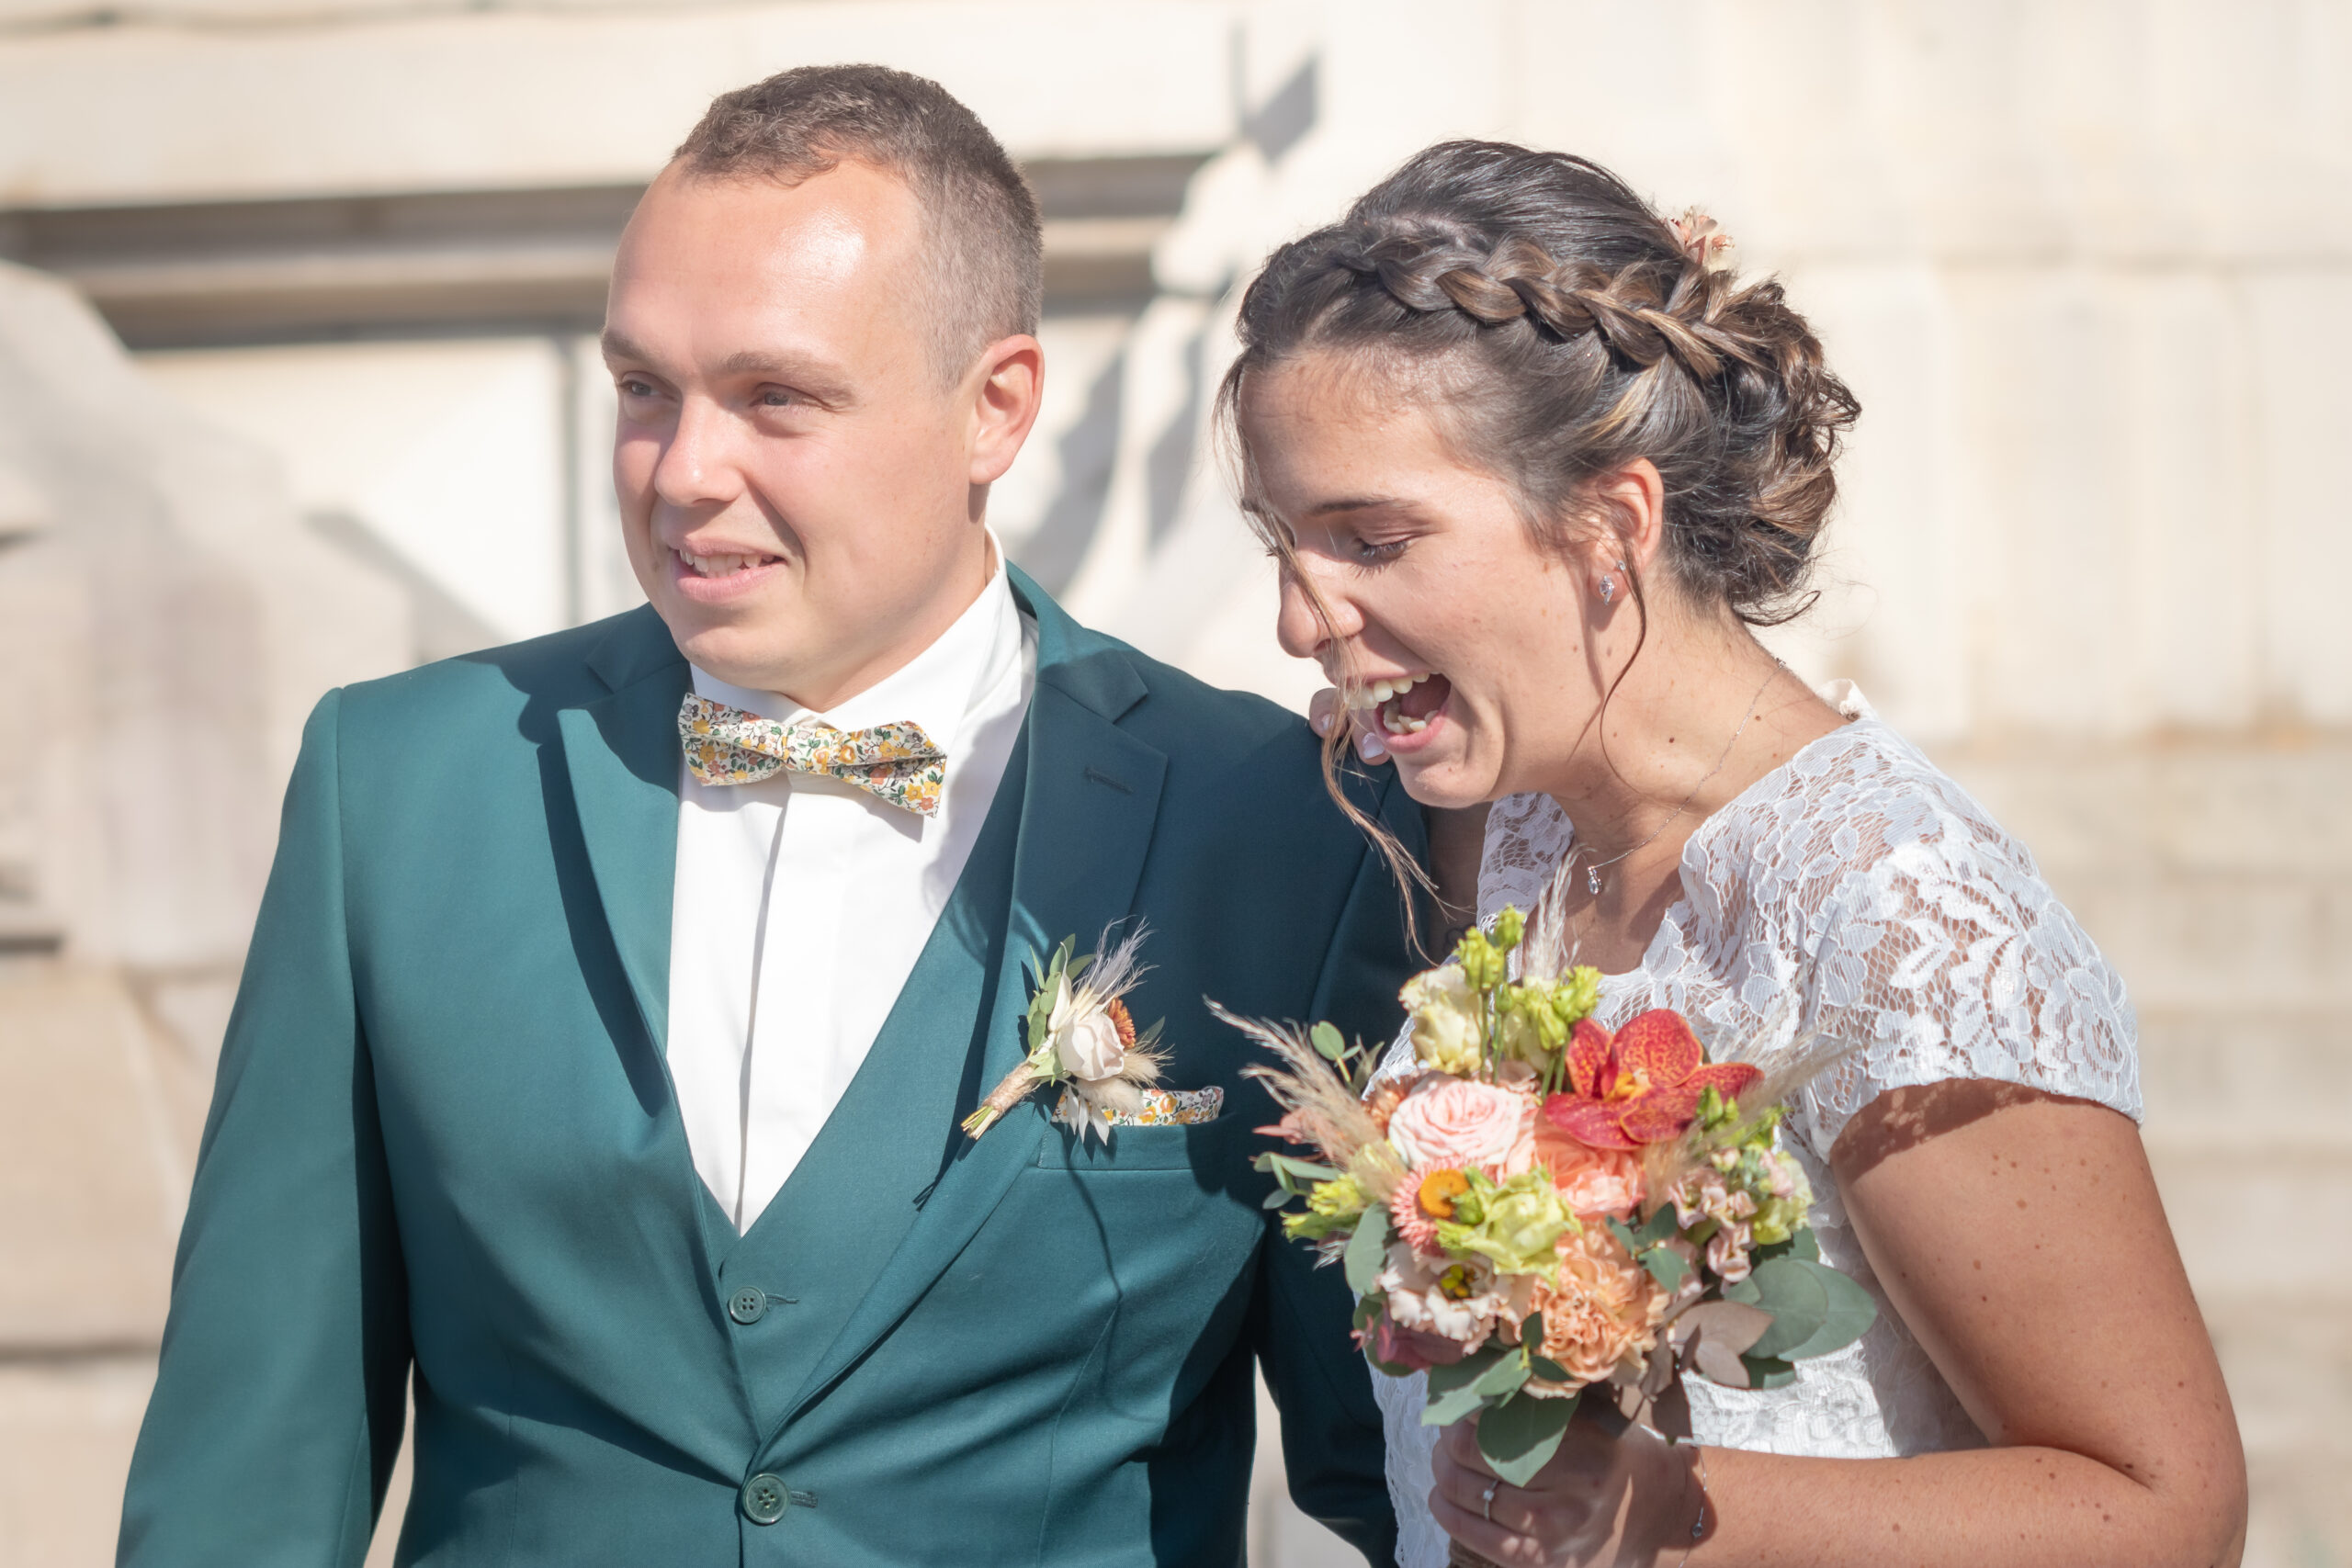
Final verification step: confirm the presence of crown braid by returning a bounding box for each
[1336,232,1747,381]
[1221,141,1859,625]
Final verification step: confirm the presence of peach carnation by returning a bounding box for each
[1530,1122,1646,1221]
[1387,1077,1532,1173]
[1522,1224,1666,1393]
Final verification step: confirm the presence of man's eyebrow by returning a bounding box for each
[715,348,856,398]
[599,329,655,366]
[597,333,855,402]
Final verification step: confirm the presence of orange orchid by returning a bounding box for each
[1542,1010,1761,1150]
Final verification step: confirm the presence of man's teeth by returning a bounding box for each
[678,548,773,578]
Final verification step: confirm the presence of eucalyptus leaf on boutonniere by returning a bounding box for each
[962,924,1168,1144]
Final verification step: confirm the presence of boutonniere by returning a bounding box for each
[963,925,1166,1145]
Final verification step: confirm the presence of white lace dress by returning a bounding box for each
[1375,686,2143,1568]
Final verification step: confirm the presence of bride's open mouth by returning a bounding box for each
[1348,671,1453,745]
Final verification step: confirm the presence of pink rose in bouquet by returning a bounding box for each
[1385,1076,1531,1173]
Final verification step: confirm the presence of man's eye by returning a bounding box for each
[616,378,657,399]
[757,388,799,409]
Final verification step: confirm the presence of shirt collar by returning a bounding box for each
[688,534,1022,761]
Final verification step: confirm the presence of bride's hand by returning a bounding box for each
[1307,686,1392,763]
[1429,1409,1702,1568]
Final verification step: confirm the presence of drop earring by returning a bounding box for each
[1598,575,1616,605]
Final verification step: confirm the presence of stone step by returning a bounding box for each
[2149,1145,2352,1302]
[2136,1008,2352,1146]
[2060,874,2352,1014]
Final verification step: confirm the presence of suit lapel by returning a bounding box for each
[777,571,1168,1425]
[556,615,690,1055]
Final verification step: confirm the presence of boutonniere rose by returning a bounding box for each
[963,925,1167,1145]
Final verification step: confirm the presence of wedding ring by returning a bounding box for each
[1481,1482,1498,1522]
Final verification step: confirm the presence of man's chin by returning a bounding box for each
[656,606,805,696]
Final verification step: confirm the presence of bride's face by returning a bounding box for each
[1244,354,1597,810]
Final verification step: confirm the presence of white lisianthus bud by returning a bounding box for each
[1057,1007,1127,1081]
[1401,965,1481,1075]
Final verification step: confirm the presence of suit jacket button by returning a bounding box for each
[728,1287,768,1325]
[741,1473,789,1525]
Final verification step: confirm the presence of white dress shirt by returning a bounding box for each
[665,554,1036,1232]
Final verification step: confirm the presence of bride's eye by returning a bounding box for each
[1351,535,1408,566]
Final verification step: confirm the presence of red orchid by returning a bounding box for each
[1543,1010,1762,1150]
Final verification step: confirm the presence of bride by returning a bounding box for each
[1223,141,2246,1566]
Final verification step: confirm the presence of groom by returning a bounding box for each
[119,63,1421,1568]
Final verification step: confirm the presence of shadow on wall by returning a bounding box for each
[1020,346,1125,596]
[308,508,504,666]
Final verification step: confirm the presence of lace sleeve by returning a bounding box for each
[1780,775,2143,1159]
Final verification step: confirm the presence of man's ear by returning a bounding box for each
[967,334,1046,486]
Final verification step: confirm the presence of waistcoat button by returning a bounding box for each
[727,1287,768,1325]
[741,1472,788,1525]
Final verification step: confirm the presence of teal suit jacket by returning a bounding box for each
[120,570,1423,1567]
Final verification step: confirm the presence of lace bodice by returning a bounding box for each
[1376,686,2142,1568]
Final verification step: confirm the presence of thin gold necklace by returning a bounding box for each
[1572,660,1782,898]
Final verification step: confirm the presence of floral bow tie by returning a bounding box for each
[677,693,948,817]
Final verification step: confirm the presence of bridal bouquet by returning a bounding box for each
[1227,908,1872,1492]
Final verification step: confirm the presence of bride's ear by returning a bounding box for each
[1576,457,1668,592]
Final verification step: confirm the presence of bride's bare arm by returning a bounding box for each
[1430,1081,2246,1567]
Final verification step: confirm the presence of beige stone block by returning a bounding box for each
[0,968,186,1350]
[2136,1008,2352,1148]
[2151,1145,2352,1298]
[1943,740,2352,881]
[0,2,1241,208]
[1774,261,1970,742]
[2245,276,2352,725]
[0,1357,154,1568]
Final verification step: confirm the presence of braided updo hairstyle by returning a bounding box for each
[1222,141,1859,625]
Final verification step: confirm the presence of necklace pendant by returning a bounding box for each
[1586,865,1602,896]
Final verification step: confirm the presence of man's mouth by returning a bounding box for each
[1345,671,1453,737]
[673,545,780,580]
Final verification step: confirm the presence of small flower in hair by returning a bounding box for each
[1668,208,1736,273]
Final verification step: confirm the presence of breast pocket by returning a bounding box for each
[1034,1111,1247,1175]
[1019,1111,1268,1425]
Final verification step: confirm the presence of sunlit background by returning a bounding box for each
[2,3,2347,1564]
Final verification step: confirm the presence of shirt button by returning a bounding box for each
[727,1287,768,1325]
[741,1472,789,1525]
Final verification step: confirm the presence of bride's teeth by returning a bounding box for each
[1371,681,1396,704]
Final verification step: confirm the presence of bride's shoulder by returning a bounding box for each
[1705,707,2048,909]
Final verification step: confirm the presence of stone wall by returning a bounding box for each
[0,262,407,1566]
[0,3,2346,1564]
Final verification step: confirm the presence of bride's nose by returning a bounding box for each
[1274,566,1365,663]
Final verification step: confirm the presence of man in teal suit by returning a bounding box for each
[119,64,1420,1568]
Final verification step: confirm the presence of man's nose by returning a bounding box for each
[651,397,741,511]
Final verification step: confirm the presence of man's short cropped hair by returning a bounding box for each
[673,63,1045,383]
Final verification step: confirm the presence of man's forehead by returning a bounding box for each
[629,159,918,263]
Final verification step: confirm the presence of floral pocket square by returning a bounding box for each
[1103,1087,1223,1127]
